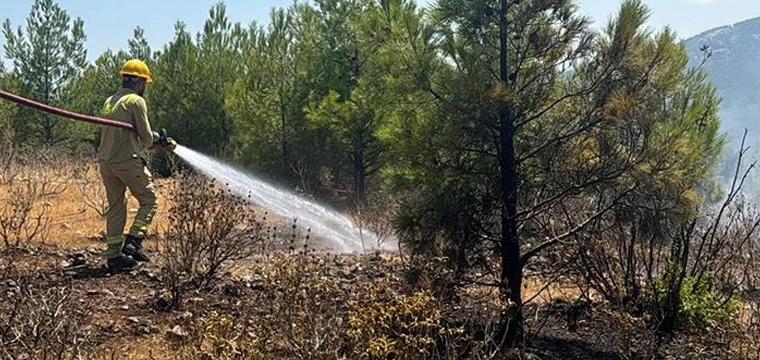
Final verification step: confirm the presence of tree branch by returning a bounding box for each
[514,62,613,131]
[520,184,636,264]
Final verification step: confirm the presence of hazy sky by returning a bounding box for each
[2,0,760,66]
[578,0,760,38]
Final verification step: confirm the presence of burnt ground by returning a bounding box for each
[0,244,752,360]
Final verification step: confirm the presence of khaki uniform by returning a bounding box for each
[98,88,158,259]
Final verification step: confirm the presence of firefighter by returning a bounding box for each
[98,59,176,272]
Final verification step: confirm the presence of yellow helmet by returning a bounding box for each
[119,59,153,83]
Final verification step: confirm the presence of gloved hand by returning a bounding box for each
[153,129,178,152]
[164,136,178,151]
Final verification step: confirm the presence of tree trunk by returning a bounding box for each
[280,99,289,174]
[43,116,54,145]
[497,103,522,348]
[496,0,523,348]
[353,135,365,203]
[661,227,690,333]
[624,225,641,310]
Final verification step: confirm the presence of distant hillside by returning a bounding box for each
[684,16,760,153]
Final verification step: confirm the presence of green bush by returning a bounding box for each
[678,277,742,328]
[653,274,742,329]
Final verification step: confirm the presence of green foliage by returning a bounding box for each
[385,0,730,345]
[225,5,309,178]
[391,0,605,279]
[654,274,742,329]
[2,0,87,145]
[68,50,128,116]
[148,4,245,158]
[0,71,20,145]
[150,22,219,155]
[679,277,742,328]
[66,50,130,149]
[0,0,433,203]
[128,26,152,61]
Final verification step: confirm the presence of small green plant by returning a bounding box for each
[653,274,742,329]
[678,277,742,328]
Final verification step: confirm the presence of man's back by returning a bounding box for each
[98,88,155,164]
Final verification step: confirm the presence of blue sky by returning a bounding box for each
[578,0,760,38]
[2,0,760,66]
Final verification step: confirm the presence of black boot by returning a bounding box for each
[122,235,151,262]
[106,255,138,272]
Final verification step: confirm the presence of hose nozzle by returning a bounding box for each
[157,128,169,147]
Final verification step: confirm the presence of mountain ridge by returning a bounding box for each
[683,15,760,154]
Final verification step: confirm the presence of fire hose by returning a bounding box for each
[0,89,174,146]
[0,88,135,131]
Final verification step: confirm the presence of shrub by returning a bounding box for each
[250,253,346,358]
[0,174,50,249]
[401,255,458,302]
[157,172,267,309]
[573,143,760,333]
[346,282,463,360]
[176,311,266,360]
[169,252,474,360]
[74,163,109,218]
[675,276,741,328]
[0,271,91,359]
[731,299,760,359]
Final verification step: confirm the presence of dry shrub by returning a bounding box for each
[345,281,464,360]
[170,252,476,360]
[0,173,50,249]
[351,190,399,252]
[605,310,661,360]
[0,269,91,359]
[168,253,343,359]
[0,146,89,249]
[248,253,346,358]
[174,311,267,360]
[252,253,463,359]
[571,149,760,333]
[401,255,458,302]
[746,301,760,359]
[74,162,108,218]
[157,173,267,309]
[729,300,760,360]
[0,145,19,186]
[13,147,77,198]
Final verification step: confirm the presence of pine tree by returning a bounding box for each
[128,26,152,61]
[388,0,727,348]
[2,0,87,145]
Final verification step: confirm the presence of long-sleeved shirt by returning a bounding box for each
[97,88,158,164]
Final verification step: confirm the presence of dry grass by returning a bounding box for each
[0,164,173,250]
[89,334,177,360]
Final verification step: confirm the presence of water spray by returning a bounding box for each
[0,88,396,253]
[173,146,396,253]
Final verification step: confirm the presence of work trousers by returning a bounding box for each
[99,158,157,259]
